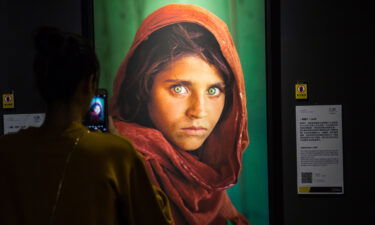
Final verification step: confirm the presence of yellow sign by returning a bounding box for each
[299,186,311,193]
[2,93,15,109]
[295,83,308,99]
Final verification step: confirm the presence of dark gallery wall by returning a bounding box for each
[0,0,88,134]
[267,0,372,224]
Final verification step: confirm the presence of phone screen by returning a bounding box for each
[83,89,108,132]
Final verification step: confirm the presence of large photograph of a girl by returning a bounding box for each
[95,1,268,225]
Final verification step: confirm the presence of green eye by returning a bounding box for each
[208,87,220,96]
[172,85,187,94]
[174,86,182,93]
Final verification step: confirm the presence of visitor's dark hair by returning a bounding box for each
[117,22,233,126]
[33,27,100,104]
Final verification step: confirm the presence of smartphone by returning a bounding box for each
[83,88,108,132]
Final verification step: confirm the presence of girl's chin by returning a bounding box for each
[166,133,207,151]
[173,142,205,152]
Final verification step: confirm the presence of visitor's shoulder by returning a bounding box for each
[89,131,134,146]
[81,131,138,157]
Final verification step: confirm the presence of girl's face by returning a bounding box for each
[148,55,225,151]
[94,104,101,114]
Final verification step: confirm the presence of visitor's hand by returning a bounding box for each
[108,116,119,135]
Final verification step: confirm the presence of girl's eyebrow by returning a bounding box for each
[164,79,225,87]
[211,82,226,88]
[164,79,191,86]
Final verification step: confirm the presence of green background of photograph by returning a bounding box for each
[94,1,268,224]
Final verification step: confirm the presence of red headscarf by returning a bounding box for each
[110,4,249,225]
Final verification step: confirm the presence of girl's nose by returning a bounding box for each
[186,94,207,119]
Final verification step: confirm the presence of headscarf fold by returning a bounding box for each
[110,4,249,225]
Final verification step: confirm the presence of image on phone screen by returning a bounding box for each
[83,89,108,132]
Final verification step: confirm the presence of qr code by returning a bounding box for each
[301,172,313,183]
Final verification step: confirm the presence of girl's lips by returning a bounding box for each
[181,127,207,136]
